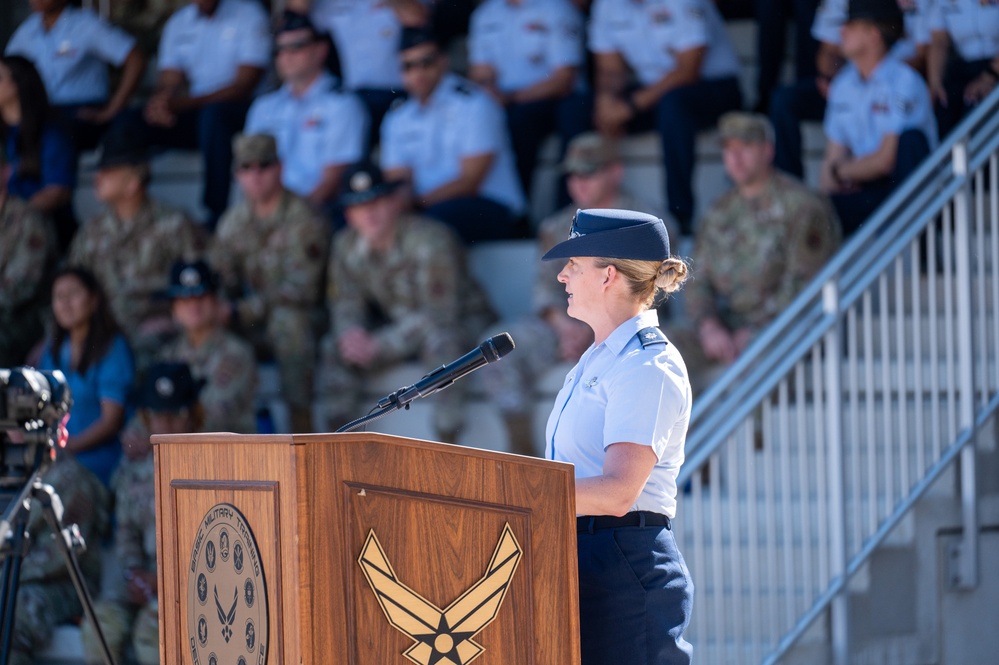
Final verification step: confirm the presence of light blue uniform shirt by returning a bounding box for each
[310,0,408,90]
[245,72,369,197]
[5,7,135,105]
[588,0,741,86]
[380,73,527,215]
[811,0,929,61]
[545,310,691,518]
[824,58,937,158]
[468,0,585,94]
[926,0,999,61]
[158,0,270,97]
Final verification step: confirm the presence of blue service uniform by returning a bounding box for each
[245,72,369,200]
[5,7,135,107]
[824,58,936,234]
[6,6,138,151]
[546,309,693,665]
[380,73,527,243]
[772,0,930,177]
[588,0,743,234]
[469,0,589,199]
[753,0,820,117]
[926,0,999,133]
[120,0,270,228]
[310,0,411,144]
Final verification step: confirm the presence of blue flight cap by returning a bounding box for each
[542,209,671,262]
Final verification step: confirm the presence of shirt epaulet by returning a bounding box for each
[637,326,668,348]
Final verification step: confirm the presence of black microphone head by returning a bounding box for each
[480,333,515,363]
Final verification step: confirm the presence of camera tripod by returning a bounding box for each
[0,470,117,665]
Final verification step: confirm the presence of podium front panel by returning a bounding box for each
[154,432,580,665]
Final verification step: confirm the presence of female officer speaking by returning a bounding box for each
[543,208,694,664]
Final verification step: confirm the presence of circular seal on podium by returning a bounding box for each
[188,503,268,665]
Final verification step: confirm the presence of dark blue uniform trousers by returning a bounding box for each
[574,78,742,235]
[424,195,520,244]
[577,517,694,665]
[633,77,742,234]
[830,128,932,237]
[770,77,826,178]
[118,100,250,230]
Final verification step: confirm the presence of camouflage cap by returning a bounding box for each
[718,112,775,145]
[233,133,279,167]
[561,132,620,175]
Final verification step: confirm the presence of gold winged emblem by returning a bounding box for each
[358,522,522,665]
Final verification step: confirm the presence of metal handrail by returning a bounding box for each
[676,84,999,664]
[681,88,999,476]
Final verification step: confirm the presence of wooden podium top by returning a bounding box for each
[153,431,581,665]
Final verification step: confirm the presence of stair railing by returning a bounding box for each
[675,87,999,664]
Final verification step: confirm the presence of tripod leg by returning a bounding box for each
[31,481,118,665]
[0,502,31,665]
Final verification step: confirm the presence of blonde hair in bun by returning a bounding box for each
[595,256,689,309]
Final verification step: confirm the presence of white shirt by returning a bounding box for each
[588,0,741,86]
[545,310,691,518]
[926,0,999,62]
[824,58,937,158]
[310,0,408,90]
[245,72,369,197]
[811,0,929,62]
[5,7,135,105]
[158,0,270,97]
[380,74,527,215]
[469,0,585,93]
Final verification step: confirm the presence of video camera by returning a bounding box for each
[0,367,72,489]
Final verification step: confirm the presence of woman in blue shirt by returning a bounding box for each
[40,266,135,487]
[543,209,694,664]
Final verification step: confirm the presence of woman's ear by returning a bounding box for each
[602,264,616,286]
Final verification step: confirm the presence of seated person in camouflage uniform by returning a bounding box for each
[211,134,329,433]
[4,433,109,665]
[159,260,258,433]
[683,112,841,391]
[120,260,257,451]
[0,148,57,366]
[478,132,672,456]
[315,161,496,442]
[68,127,206,369]
[81,362,204,665]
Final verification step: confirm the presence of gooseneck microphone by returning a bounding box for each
[376,333,516,410]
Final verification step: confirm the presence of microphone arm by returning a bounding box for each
[335,333,515,434]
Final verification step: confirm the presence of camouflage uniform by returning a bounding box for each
[80,455,159,665]
[316,213,496,436]
[686,171,840,332]
[482,193,670,418]
[0,195,57,366]
[211,191,329,429]
[160,329,258,432]
[68,200,206,363]
[7,456,110,665]
[679,171,841,390]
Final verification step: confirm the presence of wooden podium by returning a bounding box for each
[152,432,581,665]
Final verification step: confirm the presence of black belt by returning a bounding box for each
[577,511,671,533]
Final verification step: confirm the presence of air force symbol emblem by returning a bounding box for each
[358,523,522,665]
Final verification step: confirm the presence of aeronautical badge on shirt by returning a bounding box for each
[188,503,268,665]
